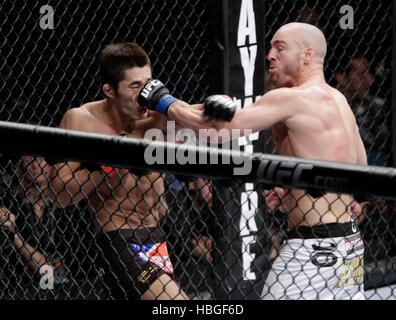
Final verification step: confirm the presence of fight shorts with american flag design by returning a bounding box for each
[97,227,174,299]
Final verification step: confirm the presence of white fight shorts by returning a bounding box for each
[261,219,364,300]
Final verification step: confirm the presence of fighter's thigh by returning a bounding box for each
[141,273,189,300]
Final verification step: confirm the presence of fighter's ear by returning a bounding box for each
[303,47,315,64]
[102,84,115,99]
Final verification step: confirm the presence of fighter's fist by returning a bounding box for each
[137,79,178,116]
[203,95,236,122]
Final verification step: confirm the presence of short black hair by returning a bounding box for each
[99,42,151,91]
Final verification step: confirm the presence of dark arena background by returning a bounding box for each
[0,0,395,302]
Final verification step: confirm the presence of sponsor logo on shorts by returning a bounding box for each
[344,234,364,255]
[137,265,157,284]
[131,242,174,274]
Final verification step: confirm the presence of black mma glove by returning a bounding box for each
[137,79,178,116]
[203,95,236,122]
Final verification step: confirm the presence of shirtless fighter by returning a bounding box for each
[141,23,367,299]
[49,42,234,300]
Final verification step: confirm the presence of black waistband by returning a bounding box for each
[97,227,165,244]
[287,222,357,239]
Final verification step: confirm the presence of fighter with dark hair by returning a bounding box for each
[49,42,235,300]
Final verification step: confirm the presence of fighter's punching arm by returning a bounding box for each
[138,79,298,142]
[49,108,105,208]
[137,80,236,140]
[169,88,299,142]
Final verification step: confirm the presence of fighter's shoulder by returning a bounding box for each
[258,87,305,107]
[328,85,349,105]
[60,102,98,129]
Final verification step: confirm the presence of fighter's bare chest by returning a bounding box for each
[96,170,164,197]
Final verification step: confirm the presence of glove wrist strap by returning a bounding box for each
[156,94,178,115]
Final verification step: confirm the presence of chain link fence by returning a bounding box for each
[0,0,211,126]
[0,0,395,300]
